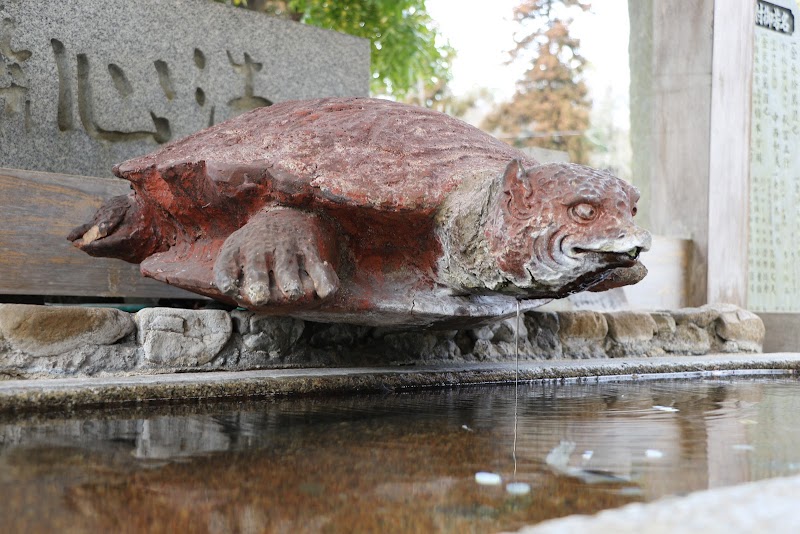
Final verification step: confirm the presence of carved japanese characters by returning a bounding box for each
[0,0,368,177]
[70,97,650,327]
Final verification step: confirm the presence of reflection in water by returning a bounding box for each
[1,378,799,533]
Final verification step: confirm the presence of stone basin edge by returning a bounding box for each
[0,353,798,414]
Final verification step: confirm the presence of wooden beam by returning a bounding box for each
[0,167,199,299]
[632,0,753,307]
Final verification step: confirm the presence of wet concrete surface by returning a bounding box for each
[3,376,800,532]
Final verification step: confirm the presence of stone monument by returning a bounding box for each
[749,0,800,312]
[0,0,369,300]
[0,0,369,178]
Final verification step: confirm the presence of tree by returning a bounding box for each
[483,0,591,163]
[219,0,453,99]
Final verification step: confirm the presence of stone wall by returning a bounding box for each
[0,303,765,379]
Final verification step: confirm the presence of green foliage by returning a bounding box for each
[217,0,453,98]
[483,0,592,163]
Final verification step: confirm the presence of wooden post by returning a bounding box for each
[707,1,754,307]
[630,0,753,307]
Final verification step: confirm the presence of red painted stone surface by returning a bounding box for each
[69,97,651,327]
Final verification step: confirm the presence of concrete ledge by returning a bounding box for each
[0,353,797,413]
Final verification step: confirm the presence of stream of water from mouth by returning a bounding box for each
[514,299,520,480]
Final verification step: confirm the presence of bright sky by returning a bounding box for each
[425,0,631,107]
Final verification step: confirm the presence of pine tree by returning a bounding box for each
[483,1,591,163]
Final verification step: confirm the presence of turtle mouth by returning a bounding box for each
[68,210,130,251]
[67,193,160,263]
[571,246,643,267]
[68,222,131,259]
[68,223,116,247]
[68,194,133,248]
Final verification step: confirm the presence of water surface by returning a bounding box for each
[2,377,800,533]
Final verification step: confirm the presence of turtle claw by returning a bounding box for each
[305,257,338,299]
[242,280,272,306]
[213,208,340,308]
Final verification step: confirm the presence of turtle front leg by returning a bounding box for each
[213,207,341,307]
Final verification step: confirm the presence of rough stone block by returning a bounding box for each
[308,323,371,349]
[0,0,369,177]
[605,312,657,343]
[604,311,659,358]
[558,311,608,359]
[149,315,184,333]
[714,308,765,353]
[491,318,527,344]
[135,308,232,366]
[468,325,495,342]
[659,323,711,355]
[0,303,133,357]
[650,312,677,335]
[231,311,304,358]
[524,312,562,359]
[464,321,514,360]
[558,311,608,341]
[2,344,138,377]
[460,318,536,361]
[670,306,719,328]
[381,332,455,360]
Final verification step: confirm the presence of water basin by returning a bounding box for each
[2,376,800,532]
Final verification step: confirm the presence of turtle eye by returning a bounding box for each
[632,206,638,217]
[570,203,597,222]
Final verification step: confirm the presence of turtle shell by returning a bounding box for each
[115,97,535,216]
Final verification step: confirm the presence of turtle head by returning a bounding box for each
[485,160,651,297]
[68,193,163,264]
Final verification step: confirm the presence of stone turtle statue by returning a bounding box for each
[69,97,650,327]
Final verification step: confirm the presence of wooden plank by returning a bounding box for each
[706,0,754,307]
[0,167,200,299]
[638,0,754,308]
